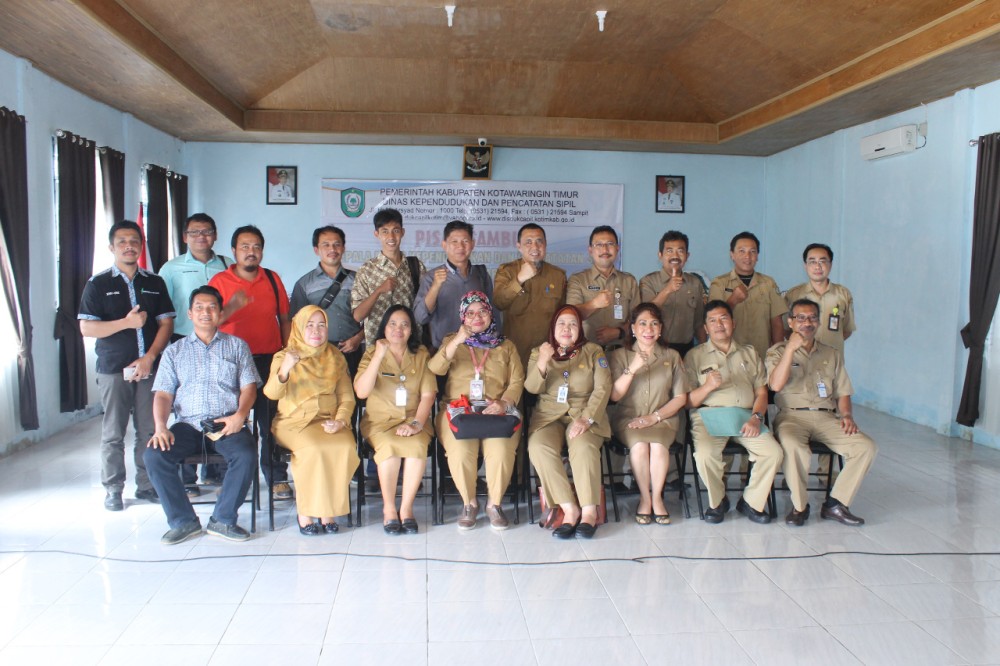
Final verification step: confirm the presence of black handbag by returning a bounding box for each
[446,395,521,439]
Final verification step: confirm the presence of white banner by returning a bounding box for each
[320,179,624,275]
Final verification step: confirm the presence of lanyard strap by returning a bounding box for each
[468,346,490,377]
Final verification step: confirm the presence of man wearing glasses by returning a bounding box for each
[159,213,231,343]
[766,299,876,527]
[567,225,639,351]
[784,243,856,352]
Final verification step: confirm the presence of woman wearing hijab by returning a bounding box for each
[264,306,358,535]
[429,291,524,530]
[525,305,612,539]
[354,305,437,535]
[609,303,688,525]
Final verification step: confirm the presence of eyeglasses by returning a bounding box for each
[792,315,819,323]
[591,242,618,250]
[186,229,215,237]
[464,310,489,320]
[806,258,830,266]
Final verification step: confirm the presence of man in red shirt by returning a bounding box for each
[209,225,292,498]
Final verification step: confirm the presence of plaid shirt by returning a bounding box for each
[351,253,425,346]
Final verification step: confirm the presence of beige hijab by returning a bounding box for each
[273,305,342,415]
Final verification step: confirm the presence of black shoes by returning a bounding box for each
[704,495,730,524]
[135,488,160,504]
[104,491,123,511]
[785,505,810,527]
[322,521,340,534]
[298,520,321,536]
[401,518,418,535]
[736,497,771,524]
[383,519,402,536]
[161,519,202,545]
[575,522,598,539]
[552,521,578,539]
[821,501,865,526]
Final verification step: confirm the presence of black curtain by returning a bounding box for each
[54,131,96,412]
[145,164,168,271]
[958,133,1000,426]
[167,172,188,256]
[99,147,125,226]
[0,108,39,430]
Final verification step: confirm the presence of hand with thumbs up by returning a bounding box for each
[122,304,147,329]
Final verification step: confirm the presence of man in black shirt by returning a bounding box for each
[79,221,175,511]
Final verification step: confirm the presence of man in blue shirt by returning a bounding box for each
[79,220,175,511]
[145,285,260,544]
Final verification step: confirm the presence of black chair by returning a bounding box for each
[183,424,259,533]
[768,439,843,511]
[603,436,692,520]
[354,402,439,527]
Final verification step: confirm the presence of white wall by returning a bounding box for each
[0,50,184,455]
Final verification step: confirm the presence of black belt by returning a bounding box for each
[790,407,835,412]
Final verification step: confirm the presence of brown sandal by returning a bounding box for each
[634,513,653,525]
[654,512,671,525]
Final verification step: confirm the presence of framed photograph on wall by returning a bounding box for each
[655,175,684,213]
[267,165,297,205]
[463,144,492,180]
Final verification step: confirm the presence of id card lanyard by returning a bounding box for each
[828,306,841,331]
[468,346,489,400]
[395,373,408,407]
[816,372,828,399]
[613,288,623,320]
[556,370,570,403]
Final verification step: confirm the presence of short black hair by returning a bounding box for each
[803,243,833,263]
[729,231,760,253]
[313,225,345,247]
[374,304,421,354]
[517,223,545,243]
[188,285,223,309]
[659,230,689,253]
[185,213,216,233]
[109,220,143,244]
[373,208,403,230]
[703,299,733,322]
[789,298,820,317]
[589,225,618,246]
[443,220,474,239]
[231,225,264,250]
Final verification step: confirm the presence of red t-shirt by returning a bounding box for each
[209,266,290,355]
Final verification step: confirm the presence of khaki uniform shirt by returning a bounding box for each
[493,260,567,366]
[428,337,525,408]
[264,348,356,433]
[684,340,767,408]
[351,253,426,346]
[708,270,787,358]
[765,340,853,411]
[784,281,856,352]
[524,342,611,437]
[356,345,436,438]
[567,267,640,350]
[609,346,688,431]
[639,270,705,345]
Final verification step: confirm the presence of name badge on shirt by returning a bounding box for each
[828,313,841,331]
[613,304,623,320]
[817,380,828,399]
[395,385,408,407]
[469,378,485,400]
[556,384,569,403]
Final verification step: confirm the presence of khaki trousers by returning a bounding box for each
[528,415,604,507]
[690,412,783,512]
[774,410,877,511]
[436,411,518,506]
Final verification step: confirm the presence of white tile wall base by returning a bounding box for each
[0,406,995,665]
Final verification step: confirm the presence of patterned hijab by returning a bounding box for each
[547,304,587,361]
[274,305,342,414]
[459,290,504,349]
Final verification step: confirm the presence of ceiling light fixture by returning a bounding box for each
[445,5,455,28]
[595,10,607,32]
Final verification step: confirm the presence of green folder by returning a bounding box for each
[699,407,769,437]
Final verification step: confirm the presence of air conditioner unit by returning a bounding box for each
[861,125,918,160]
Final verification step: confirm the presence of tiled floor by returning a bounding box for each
[1,406,1000,665]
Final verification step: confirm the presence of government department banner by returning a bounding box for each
[320,179,624,275]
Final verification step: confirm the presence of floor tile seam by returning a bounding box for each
[864,581,999,621]
[826,619,973,664]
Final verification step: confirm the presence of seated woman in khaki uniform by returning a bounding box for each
[429,291,525,531]
[525,305,612,539]
[609,303,688,525]
[354,305,436,535]
[264,306,359,536]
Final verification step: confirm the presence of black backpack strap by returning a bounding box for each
[405,255,421,294]
[318,269,351,309]
[263,268,282,336]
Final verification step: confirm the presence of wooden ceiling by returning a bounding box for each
[2,0,1000,154]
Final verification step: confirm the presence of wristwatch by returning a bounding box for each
[586,417,595,426]
[409,420,420,428]
[751,412,763,422]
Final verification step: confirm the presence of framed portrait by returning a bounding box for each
[463,144,492,180]
[266,165,297,205]
[655,175,684,213]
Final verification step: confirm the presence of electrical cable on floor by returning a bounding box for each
[1,548,997,567]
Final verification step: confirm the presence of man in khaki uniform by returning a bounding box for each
[567,226,639,351]
[493,223,567,366]
[684,300,783,524]
[708,231,786,359]
[640,230,706,357]
[766,299,876,526]
[784,243,855,351]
